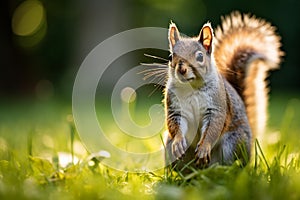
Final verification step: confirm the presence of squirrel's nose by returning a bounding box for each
[178,66,187,75]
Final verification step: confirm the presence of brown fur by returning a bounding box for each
[214,11,284,139]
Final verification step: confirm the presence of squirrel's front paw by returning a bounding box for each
[172,134,187,159]
[195,142,211,167]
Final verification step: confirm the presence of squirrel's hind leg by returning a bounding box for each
[217,131,251,165]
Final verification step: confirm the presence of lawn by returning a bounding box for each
[0,91,300,200]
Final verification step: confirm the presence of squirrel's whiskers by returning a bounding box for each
[140,60,168,96]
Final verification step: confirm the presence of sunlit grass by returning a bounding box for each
[0,91,300,199]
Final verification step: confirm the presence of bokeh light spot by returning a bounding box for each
[35,79,54,100]
[12,0,45,36]
[120,87,137,103]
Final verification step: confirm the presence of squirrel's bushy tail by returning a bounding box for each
[214,11,283,140]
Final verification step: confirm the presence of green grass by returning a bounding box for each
[0,91,300,200]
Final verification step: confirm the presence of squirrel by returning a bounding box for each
[163,11,283,169]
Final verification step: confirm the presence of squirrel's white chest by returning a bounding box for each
[172,87,208,122]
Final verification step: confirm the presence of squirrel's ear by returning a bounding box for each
[168,22,180,51]
[199,23,213,54]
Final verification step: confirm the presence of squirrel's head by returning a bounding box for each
[168,22,214,88]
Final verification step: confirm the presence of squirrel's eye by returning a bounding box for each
[195,51,204,63]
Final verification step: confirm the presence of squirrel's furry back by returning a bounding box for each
[213,11,283,139]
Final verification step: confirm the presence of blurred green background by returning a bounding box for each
[1,0,300,101]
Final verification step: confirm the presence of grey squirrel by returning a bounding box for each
[163,11,283,169]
